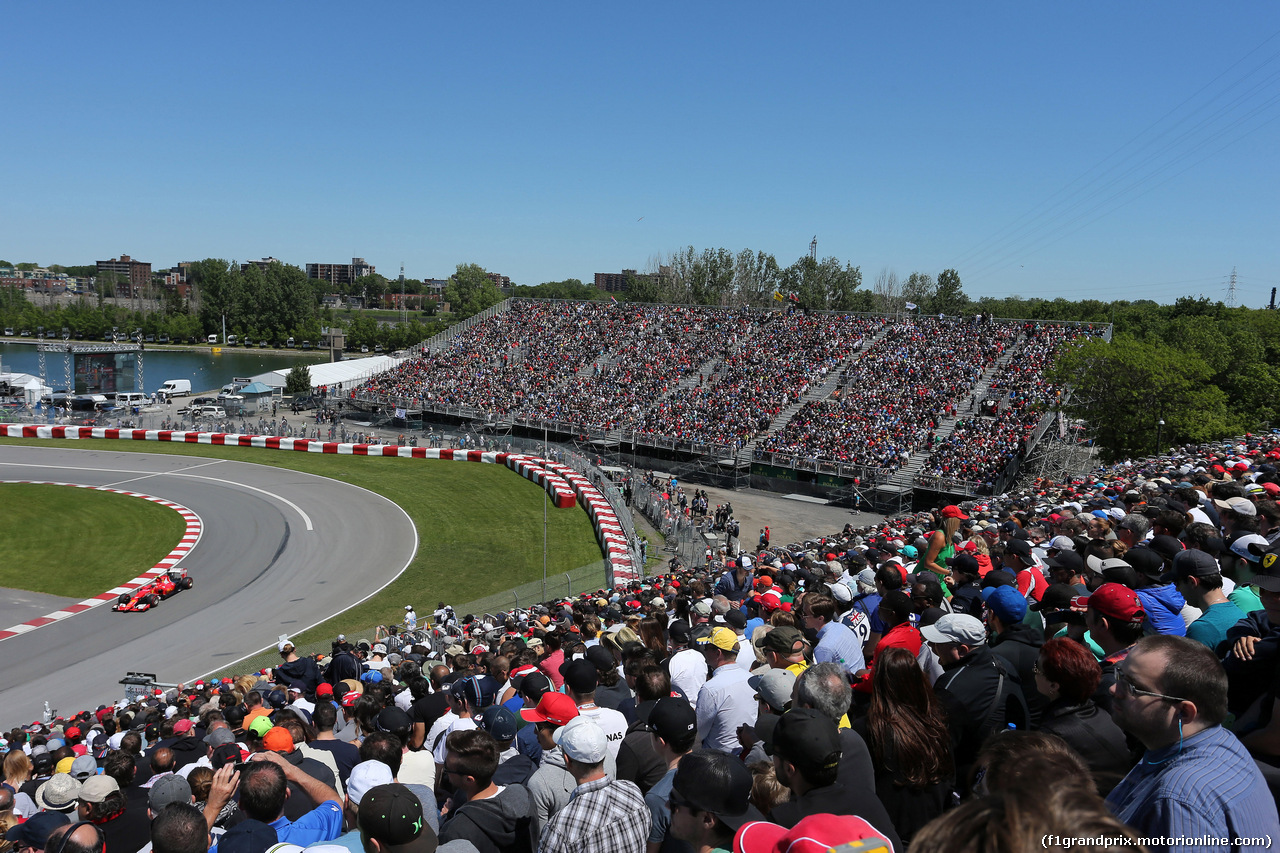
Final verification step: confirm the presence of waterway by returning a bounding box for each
[0,341,326,395]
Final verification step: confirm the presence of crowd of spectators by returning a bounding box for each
[759,317,1020,470]
[8,433,1280,853]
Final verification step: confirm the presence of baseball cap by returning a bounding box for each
[981,586,1027,625]
[940,505,969,520]
[772,709,841,776]
[1125,547,1166,581]
[358,783,434,849]
[919,614,987,646]
[520,692,580,727]
[35,774,81,811]
[672,751,762,831]
[517,671,552,702]
[5,812,70,848]
[1046,551,1084,575]
[69,754,99,781]
[262,727,294,753]
[78,774,119,803]
[560,659,600,694]
[645,697,698,743]
[247,716,274,738]
[148,773,192,812]
[477,705,519,742]
[1072,582,1145,625]
[757,626,805,656]
[451,675,495,709]
[1047,535,1076,551]
[669,621,693,644]
[734,814,894,853]
[205,727,236,747]
[696,626,740,653]
[552,715,608,763]
[1030,583,1078,618]
[1085,555,1132,576]
[748,669,796,713]
[375,707,413,738]
[1215,496,1257,517]
[1231,533,1271,564]
[211,743,242,770]
[1162,548,1220,582]
[346,760,394,805]
[1005,539,1033,560]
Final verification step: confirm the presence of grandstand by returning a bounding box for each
[352,299,1110,512]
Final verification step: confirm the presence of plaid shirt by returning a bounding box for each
[538,775,651,853]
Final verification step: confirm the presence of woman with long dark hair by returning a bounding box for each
[852,646,954,845]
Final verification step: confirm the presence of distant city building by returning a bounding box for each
[306,257,374,286]
[486,272,512,290]
[0,268,69,294]
[96,255,152,297]
[241,257,284,273]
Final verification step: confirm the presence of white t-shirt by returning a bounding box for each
[432,717,477,764]
[668,648,708,707]
[577,704,628,760]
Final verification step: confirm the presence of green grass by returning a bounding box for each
[0,438,604,643]
[0,483,186,597]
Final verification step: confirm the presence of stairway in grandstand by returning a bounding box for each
[885,332,1026,489]
[733,322,895,464]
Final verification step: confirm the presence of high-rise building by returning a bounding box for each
[96,255,152,297]
[306,257,374,286]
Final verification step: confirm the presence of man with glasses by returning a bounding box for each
[1105,635,1280,850]
[798,592,865,677]
[665,752,760,853]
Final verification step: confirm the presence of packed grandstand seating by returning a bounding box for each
[362,303,1099,478]
[6,432,1279,853]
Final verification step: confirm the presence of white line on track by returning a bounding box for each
[0,460,314,532]
[99,458,225,489]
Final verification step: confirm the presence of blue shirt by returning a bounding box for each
[814,620,866,674]
[1187,601,1247,654]
[269,800,343,847]
[1107,726,1280,852]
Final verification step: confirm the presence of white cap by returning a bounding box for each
[277,638,292,653]
[552,715,608,763]
[345,760,393,805]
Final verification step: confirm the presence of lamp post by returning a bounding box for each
[1156,418,1165,456]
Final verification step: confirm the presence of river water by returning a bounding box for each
[0,341,326,396]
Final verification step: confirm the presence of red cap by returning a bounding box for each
[64,726,81,739]
[940,505,969,520]
[173,719,194,734]
[1263,483,1280,496]
[341,691,361,708]
[519,692,579,727]
[1072,583,1145,625]
[315,683,333,698]
[734,814,893,853]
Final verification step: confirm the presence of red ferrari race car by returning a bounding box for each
[113,572,193,612]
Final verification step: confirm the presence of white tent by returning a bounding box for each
[23,376,50,406]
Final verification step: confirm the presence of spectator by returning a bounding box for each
[559,660,628,760]
[667,623,707,708]
[1106,635,1280,849]
[357,783,440,853]
[1033,638,1132,797]
[151,803,214,853]
[983,585,1045,727]
[1166,549,1245,654]
[797,592,865,676]
[3,812,70,853]
[307,701,361,789]
[1077,583,1147,713]
[639,697,699,853]
[615,665,674,796]
[922,614,1028,788]
[850,647,954,844]
[438,728,535,853]
[665,752,761,853]
[693,628,757,755]
[538,716,650,853]
[476,705,537,786]
[205,754,342,846]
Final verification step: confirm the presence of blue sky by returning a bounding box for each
[6,3,1279,306]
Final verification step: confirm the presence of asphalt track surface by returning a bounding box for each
[0,444,418,723]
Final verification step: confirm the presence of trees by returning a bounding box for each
[443,264,503,318]
[284,364,312,396]
[933,269,968,315]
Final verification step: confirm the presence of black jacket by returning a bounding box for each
[990,622,1045,727]
[933,644,1028,789]
[439,784,536,853]
[770,782,903,852]
[1037,699,1135,797]
[275,657,324,696]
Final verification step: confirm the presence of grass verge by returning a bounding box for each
[0,483,186,598]
[0,438,604,645]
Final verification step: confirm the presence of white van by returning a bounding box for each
[207,334,218,344]
[116,392,147,408]
[159,380,191,397]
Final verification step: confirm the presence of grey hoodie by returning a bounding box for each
[526,746,618,831]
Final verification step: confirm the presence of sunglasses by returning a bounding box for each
[1114,670,1187,704]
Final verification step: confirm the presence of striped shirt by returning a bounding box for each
[1106,726,1280,852]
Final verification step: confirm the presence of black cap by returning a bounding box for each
[949,553,981,577]
[1005,539,1033,559]
[645,697,697,743]
[772,708,842,777]
[584,645,615,672]
[560,659,599,694]
[5,812,69,848]
[1147,535,1183,563]
[671,751,763,831]
[517,672,552,702]
[358,783,436,850]
[1126,547,1166,581]
[1045,551,1084,576]
[375,706,413,738]
[669,621,693,643]
[1161,548,1219,583]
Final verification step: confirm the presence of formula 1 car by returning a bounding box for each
[113,571,193,612]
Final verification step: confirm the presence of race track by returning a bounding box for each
[0,444,418,723]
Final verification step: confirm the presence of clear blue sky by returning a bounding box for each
[6,3,1279,306]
